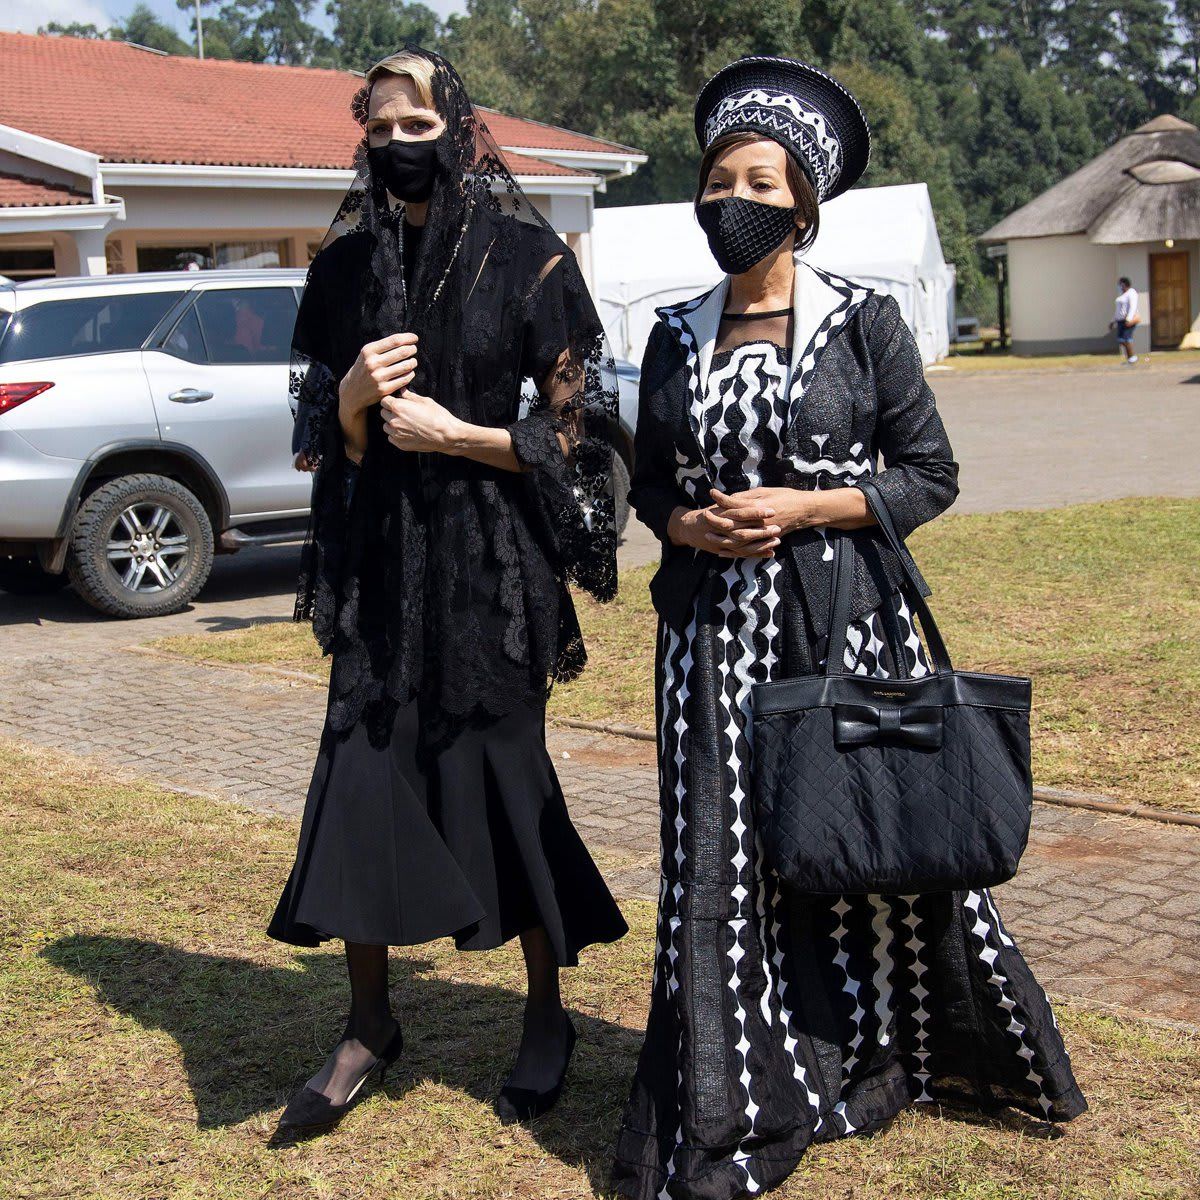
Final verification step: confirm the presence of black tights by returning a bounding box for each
[311,927,568,1101]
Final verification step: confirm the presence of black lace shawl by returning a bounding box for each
[288,46,618,750]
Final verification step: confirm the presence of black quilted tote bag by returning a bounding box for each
[750,479,1033,894]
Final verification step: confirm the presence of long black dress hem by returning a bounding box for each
[614,1068,1086,1200]
[267,688,628,969]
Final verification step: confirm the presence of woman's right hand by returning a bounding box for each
[338,332,419,414]
[667,504,782,558]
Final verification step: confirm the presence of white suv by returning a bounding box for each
[0,270,312,616]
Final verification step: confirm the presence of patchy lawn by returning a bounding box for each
[2,738,1198,1199]
[153,499,1200,813]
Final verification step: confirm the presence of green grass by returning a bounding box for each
[152,498,1200,812]
[2,738,1198,1198]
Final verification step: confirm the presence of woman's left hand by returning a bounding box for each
[710,487,822,535]
[381,389,465,453]
[710,486,872,534]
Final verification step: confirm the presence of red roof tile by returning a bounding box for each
[0,172,92,207]
[477,107,640,156]
[0,33,637,176]
[498,149,592,177]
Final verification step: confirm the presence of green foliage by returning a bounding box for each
[325,0,444,72]
[171,0,338,64]
[40,3,193,54]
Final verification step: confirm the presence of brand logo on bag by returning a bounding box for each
[871,689,907,698]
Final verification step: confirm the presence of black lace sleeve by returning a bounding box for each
[290,266,334,461]
[506,247,618,602]
[290,256,355,639]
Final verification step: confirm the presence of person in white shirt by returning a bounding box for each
[1110,277,1140,363]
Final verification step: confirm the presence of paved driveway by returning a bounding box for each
[931,359,1200,513]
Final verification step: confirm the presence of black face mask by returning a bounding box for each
[695,195,799,275]
[367,137,439,202]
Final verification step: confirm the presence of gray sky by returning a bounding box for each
[3,0,467,41]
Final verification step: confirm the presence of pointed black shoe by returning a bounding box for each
[495,1016,577,1126]
[278,1025,404,1134]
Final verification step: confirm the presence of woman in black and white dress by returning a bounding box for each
[613,56,1086,1200]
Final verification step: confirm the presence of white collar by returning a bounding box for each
[656,252,873,403]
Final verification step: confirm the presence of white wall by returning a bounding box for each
[1008,234,1121,353]
[1006,233,1200,354]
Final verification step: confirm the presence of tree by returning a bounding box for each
[174,0,325,64]
[326,0,444,72]
[39,22,107,38]
[41,5,191,53]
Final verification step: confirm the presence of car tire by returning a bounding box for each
[67,474,214,618]
[612,450,631,537]
[0,555,70,595]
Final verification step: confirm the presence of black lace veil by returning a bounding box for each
[287,45,619,750]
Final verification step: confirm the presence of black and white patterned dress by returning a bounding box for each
[613,306,1086,1200]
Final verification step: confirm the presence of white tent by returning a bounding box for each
[592,182,955,367]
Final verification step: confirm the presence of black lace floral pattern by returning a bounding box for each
[288,45,619,753]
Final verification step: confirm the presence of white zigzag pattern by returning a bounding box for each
[657,617,694,1199]
[901,899,934,1101]
[704,88,842,200]
[964,890,1055,1118]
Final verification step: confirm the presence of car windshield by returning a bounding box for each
[0,291,184,364]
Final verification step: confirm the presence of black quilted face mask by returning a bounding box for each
[695,195,799,275]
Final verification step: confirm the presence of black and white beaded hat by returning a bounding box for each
[694,56,871,203]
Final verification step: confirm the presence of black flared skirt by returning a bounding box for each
[268,686,628,965]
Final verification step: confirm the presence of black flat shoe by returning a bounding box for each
[495,1016,577,1126]
[278,1025,404,1133]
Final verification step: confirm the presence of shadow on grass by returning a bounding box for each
[43,934,641,1193]
[41,934,1065,1193]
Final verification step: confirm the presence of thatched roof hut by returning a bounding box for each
[980,116,1200,354]
[981,115,1200,245]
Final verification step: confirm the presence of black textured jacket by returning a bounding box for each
[629,260,960,638]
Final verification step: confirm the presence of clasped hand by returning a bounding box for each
[339,332,464,453]
[672,487,827,558]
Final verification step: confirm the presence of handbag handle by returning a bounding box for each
[825,478,953,678]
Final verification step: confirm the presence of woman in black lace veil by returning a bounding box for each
[268,45,627,1131]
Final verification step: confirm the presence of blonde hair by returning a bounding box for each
[365,51,437,109]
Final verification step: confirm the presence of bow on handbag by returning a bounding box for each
[833,702,943,749]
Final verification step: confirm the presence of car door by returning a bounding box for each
[140,283,309,521]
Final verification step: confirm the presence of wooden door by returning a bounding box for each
[1150,251,1191,347]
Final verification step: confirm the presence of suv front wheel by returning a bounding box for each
[67,474,214,618]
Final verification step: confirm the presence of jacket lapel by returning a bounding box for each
[787,257,875,424]
[654,281,725,471]
[653,254,875,478]
[790,258,849,385]
[679,274,729,406]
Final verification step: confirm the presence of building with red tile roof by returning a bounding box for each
[0,32,645,281]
